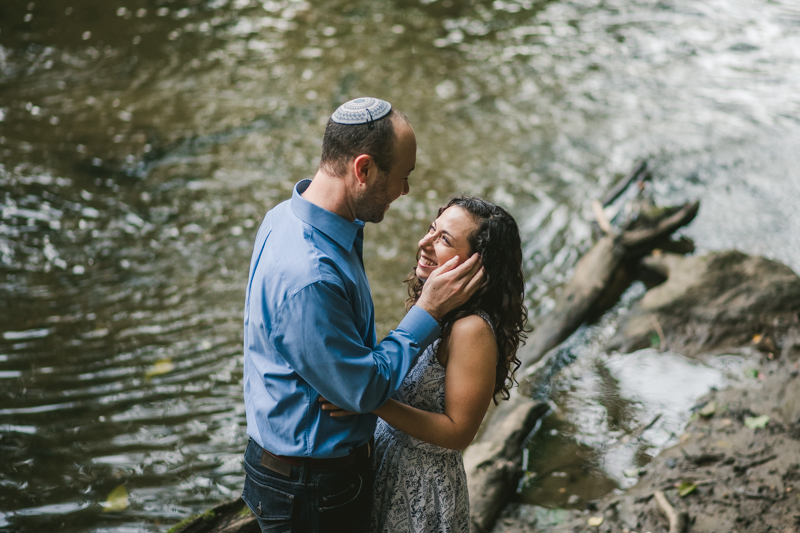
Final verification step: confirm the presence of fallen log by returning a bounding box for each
[600,159,648,207]
[165,498,257,533]
[519,201,699,374]
[465,401,551,533]
[465,162,700,533]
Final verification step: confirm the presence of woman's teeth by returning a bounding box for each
[420,257,437,267]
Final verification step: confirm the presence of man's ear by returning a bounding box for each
[353,154,375,186]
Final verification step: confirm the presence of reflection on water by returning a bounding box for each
[522,346,751,509]
[1,0,799,530]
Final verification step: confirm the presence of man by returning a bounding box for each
[241,97,483,532]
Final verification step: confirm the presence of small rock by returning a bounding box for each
[699,401,717,418]
[754,334,777,354]
[587,515,604,526]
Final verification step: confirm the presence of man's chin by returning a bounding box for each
[357,205,388,224]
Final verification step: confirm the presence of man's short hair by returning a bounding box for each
[319,110,407,177]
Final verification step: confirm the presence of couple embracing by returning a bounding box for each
[241,98,528,532]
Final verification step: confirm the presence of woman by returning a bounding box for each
[324,196,528,532]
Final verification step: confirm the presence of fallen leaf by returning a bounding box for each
[752,334,763,344]
[698,401,716,418]
[649,333,660,348]
[678,482,696,497]
[101,485,128,512]
[744,415,769,429]
[745,368,759,379]
[587,516,604,526]
[145,359,175,379]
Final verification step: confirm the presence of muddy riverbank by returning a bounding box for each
[493,251,800,532]
[496,355,800,532]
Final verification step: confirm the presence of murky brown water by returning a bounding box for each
[1,0,799,530]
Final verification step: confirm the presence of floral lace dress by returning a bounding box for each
[371,312,493,533]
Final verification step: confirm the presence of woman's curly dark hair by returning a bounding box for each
[405,196,530,403]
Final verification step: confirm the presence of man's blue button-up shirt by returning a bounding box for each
[243,180,441,458]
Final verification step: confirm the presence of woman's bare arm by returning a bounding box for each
[323,314,497,450]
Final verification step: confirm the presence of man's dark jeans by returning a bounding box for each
[241,439,373,533]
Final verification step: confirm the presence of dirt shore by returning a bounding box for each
[493,251,800,533]
[494,349,800,533]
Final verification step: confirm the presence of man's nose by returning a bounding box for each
[402,180,410,196]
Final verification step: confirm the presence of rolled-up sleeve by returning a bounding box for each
[272,280,440,413]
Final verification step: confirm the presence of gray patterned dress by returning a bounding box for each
[371,312,493,533]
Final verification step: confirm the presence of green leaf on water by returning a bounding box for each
[145,359,175,379]
[678,482,696,497]
[744,415,769,429]
[101,485,129,512]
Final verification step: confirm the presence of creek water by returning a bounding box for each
[1,0,798,530]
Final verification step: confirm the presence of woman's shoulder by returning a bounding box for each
[441,313,498,368]
[450,313,495,341]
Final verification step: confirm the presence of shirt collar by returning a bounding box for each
[291,179,364,252]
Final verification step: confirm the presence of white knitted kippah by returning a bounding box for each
[331,97,392,125]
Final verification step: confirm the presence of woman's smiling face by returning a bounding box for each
[416,206,478,280]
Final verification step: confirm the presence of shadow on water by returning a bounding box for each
[520,415,619,509]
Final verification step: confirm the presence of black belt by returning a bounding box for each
[259,439,373,477]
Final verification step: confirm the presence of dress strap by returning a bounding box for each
[474,310,494,333]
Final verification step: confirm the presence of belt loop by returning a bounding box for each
[299,455,308,483]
